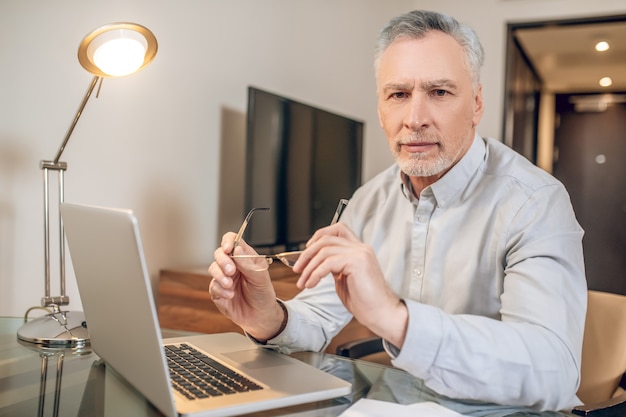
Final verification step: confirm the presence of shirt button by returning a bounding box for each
[414,270,422,276]
[417,216,427,223]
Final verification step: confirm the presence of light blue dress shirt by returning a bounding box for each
[271,135,587,411]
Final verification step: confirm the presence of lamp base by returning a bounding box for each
[17,310,90,348]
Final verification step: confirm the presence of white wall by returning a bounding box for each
[0,0,412,317]
[2,0,624,318]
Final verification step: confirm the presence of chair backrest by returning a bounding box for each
[577,290,626,404]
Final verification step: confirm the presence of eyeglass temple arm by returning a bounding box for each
[232,207,270,251]
[232,199,345,253]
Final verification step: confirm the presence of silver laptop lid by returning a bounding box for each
[61,203,178,417]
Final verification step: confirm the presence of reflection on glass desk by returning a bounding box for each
[0,317,572,417]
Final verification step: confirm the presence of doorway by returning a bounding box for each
[552,94,626,294]
[504,15,626,295]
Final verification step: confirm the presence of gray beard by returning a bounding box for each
[394,149,454,178]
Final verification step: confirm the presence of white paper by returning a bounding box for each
[338,398,467,417]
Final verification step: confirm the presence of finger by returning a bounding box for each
[221,231,238,255]
[226,239,272,274]
[208,260,236,292]
[306,223,358,247]
[208,275,235,300]
[229,236,258,256]
[208,277,220,300]
[293,233,352,273]
[212,246,237,278]
[221,232,260,256]
[214,233,260,278]
[231,256,270,274]
[296,246,350,289]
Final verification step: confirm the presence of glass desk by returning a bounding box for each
[0,317,571,417]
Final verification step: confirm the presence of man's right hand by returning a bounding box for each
[208,233,285,342]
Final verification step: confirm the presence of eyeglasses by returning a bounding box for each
[230,199,348,271]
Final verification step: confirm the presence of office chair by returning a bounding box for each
[335,290,626,417]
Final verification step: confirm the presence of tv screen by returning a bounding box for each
[245,86,364,251]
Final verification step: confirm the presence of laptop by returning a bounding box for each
[60,202,352,417]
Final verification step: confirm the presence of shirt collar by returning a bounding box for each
[400,172,415,202]
[398,133,486,207]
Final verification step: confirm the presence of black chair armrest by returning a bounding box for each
[572,375,626,417]
[336,337,383,359]
[571,391,626,417]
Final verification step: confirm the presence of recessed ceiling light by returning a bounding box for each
[595,41,610,52]
[599,77,613,87]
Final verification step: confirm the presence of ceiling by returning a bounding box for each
[514,19,626,93]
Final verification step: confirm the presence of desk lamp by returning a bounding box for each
[17,22,158,348]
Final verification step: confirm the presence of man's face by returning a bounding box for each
[377,31,484,182]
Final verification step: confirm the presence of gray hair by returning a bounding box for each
[375,10,484,86]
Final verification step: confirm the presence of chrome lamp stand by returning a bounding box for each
[17,76,102,348]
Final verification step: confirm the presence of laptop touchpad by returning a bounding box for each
[223,349,293,369]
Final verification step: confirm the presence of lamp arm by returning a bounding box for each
[52,75,102,164]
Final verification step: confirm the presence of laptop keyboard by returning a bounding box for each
[165,343,263,400]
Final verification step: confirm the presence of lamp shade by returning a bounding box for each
[77,22,158,77]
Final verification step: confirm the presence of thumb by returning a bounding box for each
[230,239,272,274]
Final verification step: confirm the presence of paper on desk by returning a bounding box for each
[338,398,467,417]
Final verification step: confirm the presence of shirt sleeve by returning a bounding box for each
[391,183,587,411]
[265,275,354,354]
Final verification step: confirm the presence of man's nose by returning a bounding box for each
[405,95,432,130]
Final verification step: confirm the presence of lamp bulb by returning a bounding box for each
[93,37,146,77]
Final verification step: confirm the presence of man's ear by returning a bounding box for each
[472,84,484,127]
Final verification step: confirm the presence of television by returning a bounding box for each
[244,86,364,252]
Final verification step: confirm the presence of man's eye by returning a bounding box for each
[433,89,448,97]
[391,92,408,99]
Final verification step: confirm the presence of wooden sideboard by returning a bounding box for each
[157,263,376,354]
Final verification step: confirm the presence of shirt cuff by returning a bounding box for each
[388,299,444,377]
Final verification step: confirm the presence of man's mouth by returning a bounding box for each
[401,141,438,153]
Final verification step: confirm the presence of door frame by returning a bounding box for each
[502,14,626,165]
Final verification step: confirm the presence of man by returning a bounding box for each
[209,10,587,412]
